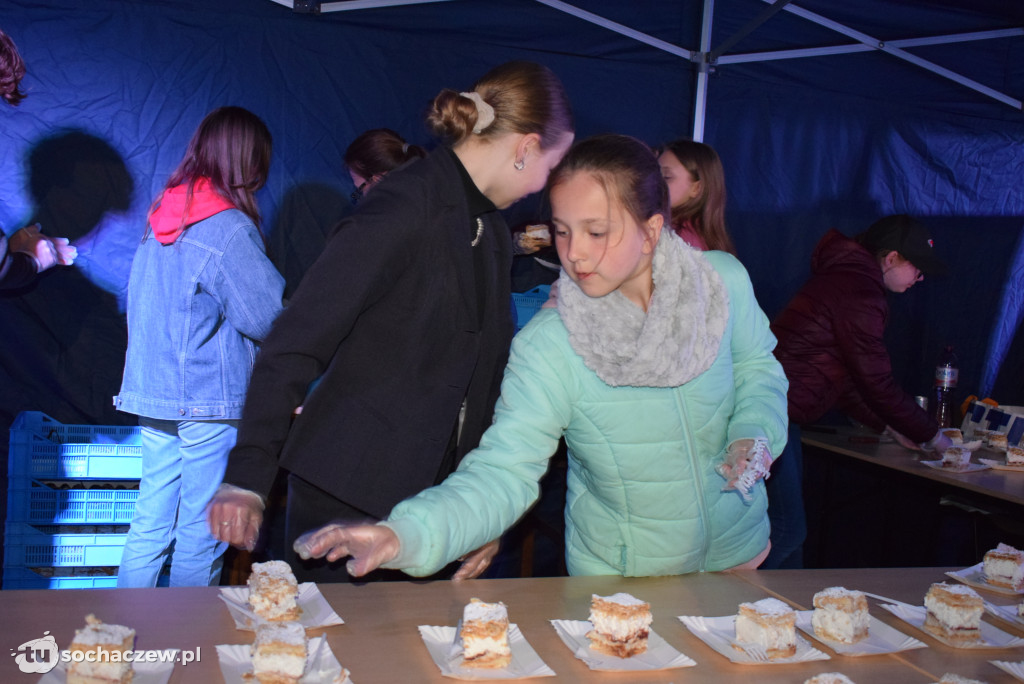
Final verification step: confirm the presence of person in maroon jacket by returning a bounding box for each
[762,214,952,568]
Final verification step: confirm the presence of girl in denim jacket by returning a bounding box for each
[115,107,284,587]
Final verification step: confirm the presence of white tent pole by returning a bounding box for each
[763,1,1022,110]
[720,28,1024,64]
[532,0,693,60]
[692,0,715,142]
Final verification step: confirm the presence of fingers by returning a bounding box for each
[294,524,400,577]
[453,539,500,581]
[208,497,263,550]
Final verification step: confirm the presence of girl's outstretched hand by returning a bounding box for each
[293,523,400,577]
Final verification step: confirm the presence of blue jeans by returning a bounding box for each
[761,422,807,569]
[117,418,236,587]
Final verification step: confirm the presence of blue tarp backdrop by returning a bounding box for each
[1,0,1023,448]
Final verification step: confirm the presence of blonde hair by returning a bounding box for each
[426,61,573,149]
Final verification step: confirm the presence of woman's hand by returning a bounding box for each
[9,224,76,272]
[207,484,265,551]
[453,539,500,581]
[884,425,920,450]
[292,523,400,577]
[717,438,772,501]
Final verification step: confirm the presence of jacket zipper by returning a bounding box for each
[679,395,711,572]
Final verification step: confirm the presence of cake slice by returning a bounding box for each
[938,675,987,684]
[942,428,964,444]
[1006,445,1024,466]
[66,614,135,684]
[923,583,983,645]
[811,587,869,643]
[459,598,511,668]
[735,597,797,659]
[941,447,971,469]
[586,592,652,658]
[989,433,1008,451]
[804,674,855,684]
[248,560,300,621]
[251,621,307,684]
[983,543,1024,590]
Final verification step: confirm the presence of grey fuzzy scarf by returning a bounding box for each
[557,230,728,387]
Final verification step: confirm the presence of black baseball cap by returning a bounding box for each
[860,214,947,275]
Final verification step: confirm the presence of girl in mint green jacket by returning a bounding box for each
[295,135,789,578]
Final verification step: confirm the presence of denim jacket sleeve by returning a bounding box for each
[216,224,284,343]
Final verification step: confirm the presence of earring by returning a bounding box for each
[514,159,525,171]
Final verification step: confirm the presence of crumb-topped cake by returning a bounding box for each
[811,587,869,644]
[942,428,964,444]
[251,621,307,683]
[804,674,855,684]
[1007,445,1024,466]
[941,447,971,468]
[989,433,1008,451]
[586,592,652,658]
[460,598,511,668]
[924,583,983,645]
[938,675,987,684]
[735,597,797,659]
[983,543,1024,590]
[248,560,300,621]
[67,614,135,684]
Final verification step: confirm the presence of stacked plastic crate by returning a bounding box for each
[4,412,142,589]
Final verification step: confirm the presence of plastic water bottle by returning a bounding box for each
[933,345,959,428]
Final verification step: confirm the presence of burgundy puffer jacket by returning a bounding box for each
[771,229,937,443]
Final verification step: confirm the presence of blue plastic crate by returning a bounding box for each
[3,522,128,568]
[512,285,551,331]
[8,412,142,480]
[2,566,170,590]
[2,567,119,590]
[7,481,139,525]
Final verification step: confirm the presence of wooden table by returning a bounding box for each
[1,568,1021,683]
[801,429,1024,506]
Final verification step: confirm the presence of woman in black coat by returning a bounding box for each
[208,61,574,582]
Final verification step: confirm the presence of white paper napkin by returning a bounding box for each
[990,660,1024,682]
[417,624,555,679]
[215,636,350,684]
[549,619,696,671]
[946,563,1024,597]
[985,601,1024,628]
[37,650,178,684]
[678,614,830,665]
[879,603,1024,649]
[795,610,926,656]
[219,583,344,630]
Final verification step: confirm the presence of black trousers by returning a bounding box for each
[284,473,456,583]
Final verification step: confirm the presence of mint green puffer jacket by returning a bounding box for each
[385,248,788,577]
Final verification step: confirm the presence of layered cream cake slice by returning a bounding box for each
[983,543,1024,590]
[804,674,855,684]
[942,428,964,445]
[66,614,135,684]
[251,621,307,684]
[938,675,987,684]
[811,587,870,643]
[735,597,797,658]
[941,446,972,468]
[989,433,1008,451]
[923,583,983,645]
[1006,445,1024,466]
[585,592,653,657]
[460,598,511,668]
[248,560,300,621]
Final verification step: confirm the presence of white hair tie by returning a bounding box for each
[460,91,495,134]
[401,142,409,154]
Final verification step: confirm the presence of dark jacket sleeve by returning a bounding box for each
[221,181,423,497]
[0,233,39,290]
[832,285,937,442]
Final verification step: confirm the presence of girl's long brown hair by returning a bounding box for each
[150,106,272,231]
